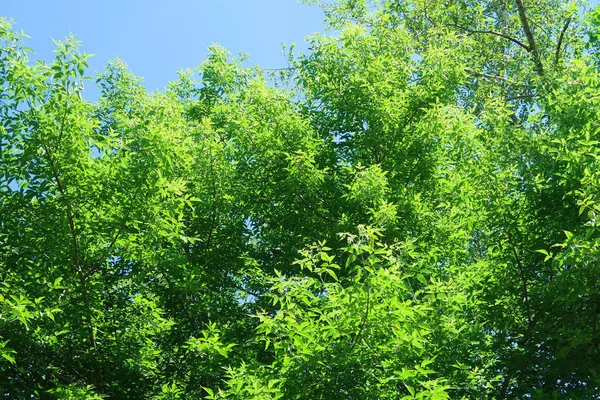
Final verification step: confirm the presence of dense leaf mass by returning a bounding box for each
[1,1,600,398]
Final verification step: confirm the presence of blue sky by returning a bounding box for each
[3,1,325,96]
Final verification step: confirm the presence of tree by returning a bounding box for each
[0,0,599,398]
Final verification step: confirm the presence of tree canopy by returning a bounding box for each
[1,0,600,398]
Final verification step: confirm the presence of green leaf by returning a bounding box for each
[1,352,15,364]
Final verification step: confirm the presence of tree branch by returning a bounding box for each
[506,232,533,326]
[260,67,297,72]
[206,150,218,251]
[554,16,572,67]
[498,370,515,400]
[84,227,123,280]
[448,22,530,52]
[465,68,534,88]
[233,284,262,299]
[42,103,98,352]
[43,143,97,351]
[350,282,370,352]
[505,93,539,101]
[297,193,337,223]
[514,0,544,75]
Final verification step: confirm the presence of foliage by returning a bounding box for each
[1,0,600,398]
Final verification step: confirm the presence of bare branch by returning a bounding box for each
[297,193,337,223]
[233,284,262,299]
[448,22,530,52]
[260,67,297,72]
[505,93,539,101]
[507,232,533,326]
[466,68,535,88]
[554,16,573,67]
[514,0,545,75]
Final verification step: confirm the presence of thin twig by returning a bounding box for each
[260,67,297,72]
[297,193,337,223]
[448,22,530,52]
[206,149,218,251]
[507,232,533,326]
[350,282,370,352]
[233,284,262,299]
[465,69,534,88]
[505,93,539,101]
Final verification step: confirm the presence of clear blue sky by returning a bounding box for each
[3,0,325,96]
